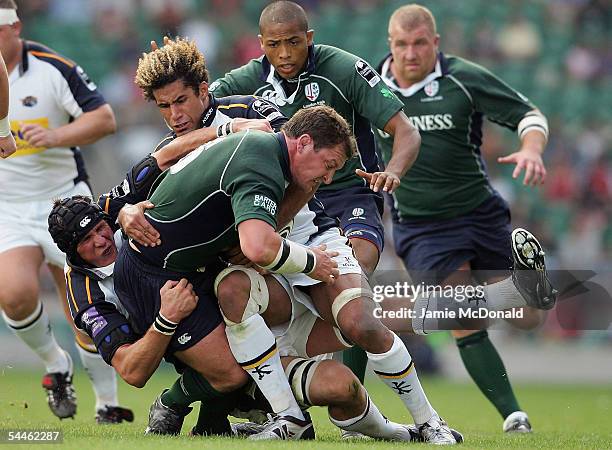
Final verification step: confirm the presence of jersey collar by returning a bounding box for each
[379,51,443,98]
[275,132,292,182]
[199,94,218,128]
[260,45,316,105]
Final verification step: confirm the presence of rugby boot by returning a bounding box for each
[42,351,76,419]
[503,411,532,433]
[96,405,135,424]
[419,415,459,445]
[144,390,192,435]
[248,412,315,440]
[511,227,557,310]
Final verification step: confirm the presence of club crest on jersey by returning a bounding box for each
[352,208,364,217]
[304,82,320,101]
[21,96,38,107]
[424,81,439,97]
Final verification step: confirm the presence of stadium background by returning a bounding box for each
[1,0,611,438]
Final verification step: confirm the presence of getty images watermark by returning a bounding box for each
[363,269,612,332]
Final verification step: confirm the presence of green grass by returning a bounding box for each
[1,366,611,449]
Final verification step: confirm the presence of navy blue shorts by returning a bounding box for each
[392,194,513,284]
[114,244,223,355]
[316,186,385,252]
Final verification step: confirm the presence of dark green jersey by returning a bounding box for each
[210,44,404,191]
[135,130,290,272]
[375,53,535,219]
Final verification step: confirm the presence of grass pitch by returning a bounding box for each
[1,366,611,449]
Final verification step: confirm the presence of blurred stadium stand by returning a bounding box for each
[4,0,611,357]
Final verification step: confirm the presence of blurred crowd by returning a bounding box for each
[13,0,611,340]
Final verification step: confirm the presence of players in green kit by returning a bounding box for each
[210,0,421,405]
[375,4,552,433]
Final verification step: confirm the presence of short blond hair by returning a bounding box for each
[135,37,209,101]
[389,4,437,35]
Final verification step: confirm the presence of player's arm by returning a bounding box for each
[0,52,16,158]
[111,279,199,387]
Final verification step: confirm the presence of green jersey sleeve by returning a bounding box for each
[222,132,286,229]
[210,58,264,98]
[454,58,534,130]
[329,47,404,130]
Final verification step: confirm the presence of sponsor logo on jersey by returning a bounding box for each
[261,89,287,107]
[9,118,49,157]
[177,333,192,345]
[254,194,277,215]
[304,82,320,101]
[352,207,364,217]
[76,65,97,91]
[424,80,439,97]
[21,96,38,107]
[355,59,380,87]
[81,307,108,338]
[380,87,395,99]
[407,114,454,131]
[80,216,92,228]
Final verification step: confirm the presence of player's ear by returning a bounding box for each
[298,134,313,153]
[199,82,208,99]
[258,34,264,51]
[306,30,314,46]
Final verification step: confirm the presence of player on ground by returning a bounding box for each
[375,4,556,433]
[0,0,132,423]
[0,51,16,157]
[48,195,463,443]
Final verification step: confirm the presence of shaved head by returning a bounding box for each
[259,1,309,34]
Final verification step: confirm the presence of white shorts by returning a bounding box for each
[0,181,92,267]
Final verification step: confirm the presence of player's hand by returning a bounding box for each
[150,36,171,51]
[159,278,199,323]
[309,244,340,284]
[231,118,273,133]
[0,133,17,158]
[356,169,401,193]
[118,201,161,247]
[20,123,58,148]
[497,148,547,186]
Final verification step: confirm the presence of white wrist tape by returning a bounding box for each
[0,115,11,137]
[262,238,316,275]
[216,119,235,138]
[152,312,178,336]
[517,111,548,141]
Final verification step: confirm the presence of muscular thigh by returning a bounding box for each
[0,246,43,307]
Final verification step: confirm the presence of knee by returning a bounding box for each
[319,362,362,405]
[0,286,39,320]
[216,272,250,320]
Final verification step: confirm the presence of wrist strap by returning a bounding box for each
[216,119,234,138]
[153,312,178,336]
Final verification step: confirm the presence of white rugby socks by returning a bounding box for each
[367,333,435,425]
[225,314,305,420]
[77,345,118,411]
[3,301,70,373]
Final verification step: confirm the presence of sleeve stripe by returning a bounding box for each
[85,276,93,304]
[104,196,110,214]
[66,268,79,313]
[218,104,249,109]
[29,50,75,68]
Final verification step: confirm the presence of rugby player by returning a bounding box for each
[374,4,556,433]
[0,0,132,423]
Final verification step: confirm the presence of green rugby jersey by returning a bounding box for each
[210,44,404,191]
[136,130,289,272]
[375,52,535,219]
